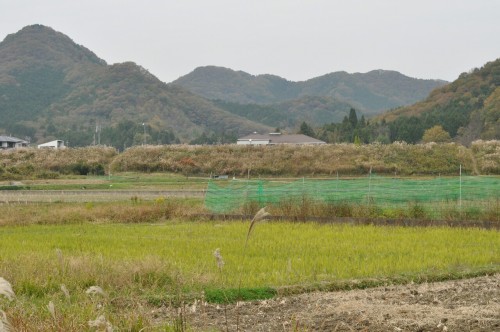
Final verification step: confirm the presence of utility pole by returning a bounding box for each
[93,120,101,145]
[142,123,146,145]
[96,121,101,145]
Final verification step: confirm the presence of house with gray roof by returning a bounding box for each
[237,132,326,145]
[0,136,29,149]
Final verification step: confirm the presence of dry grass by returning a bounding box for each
[0,146,116,179]
[0,277,15,301]
[0,309,14,332]
[0,199,204,227]
[246,206,271,244]
[2,141,499,179]
[111,142,479,176]
[471,140,500,174]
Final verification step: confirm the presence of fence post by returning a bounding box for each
[368,166,372,205]
[459,164,462,211]
[258,180,264,208]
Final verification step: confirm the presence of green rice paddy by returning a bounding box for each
[1,221,498,293]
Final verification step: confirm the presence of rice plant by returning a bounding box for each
[0,218,498,330]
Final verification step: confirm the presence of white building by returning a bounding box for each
[37,140,66,149]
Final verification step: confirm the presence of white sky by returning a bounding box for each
[1,0,499,83]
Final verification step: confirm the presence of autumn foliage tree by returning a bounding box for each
[422,125,452,143]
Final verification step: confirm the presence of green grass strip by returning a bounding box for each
[204,287,277,304]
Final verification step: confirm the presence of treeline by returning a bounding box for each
[52,120,179,150]
[189,131,238,145]
[301,105,491,145]
[317,108,379,143]
[55,121,241,148]
[298,108,390,144]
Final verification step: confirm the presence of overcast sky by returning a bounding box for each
[1,0,499,83]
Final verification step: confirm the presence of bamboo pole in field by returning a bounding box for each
[460,165,462,211]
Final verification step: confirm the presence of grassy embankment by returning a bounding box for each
[110,140,500,176]
[1,140,499,180]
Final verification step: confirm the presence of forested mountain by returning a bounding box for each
[316,58,500,145]
[378,58,500,144]
[172,66,447,114]
[4,24,492,148]
[0,25,270,147]
[213,95,355,129]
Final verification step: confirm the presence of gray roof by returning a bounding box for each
[0,135,28,143]
[238,133,326,144]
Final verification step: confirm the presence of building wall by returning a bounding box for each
[236,140,270,145]
[38,140,65,149]
[1,141,27,149]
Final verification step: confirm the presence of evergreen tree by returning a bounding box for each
[348,108,358,128]
[298,121,316,138]
[359,115,366,128]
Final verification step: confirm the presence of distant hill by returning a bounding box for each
[380,58,500,144]
[214,95,354,129]
[172,66,447,114]
[0,25,270,146]
[1,24,465,148]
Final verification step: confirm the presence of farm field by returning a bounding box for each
[1,173,499,225]
[0,172,208,191]
[0,173,207,203]
[0,173,498,330]
[181,273,500,331]
[0,215,499,331]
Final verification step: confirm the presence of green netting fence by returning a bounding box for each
[205,176,500,213]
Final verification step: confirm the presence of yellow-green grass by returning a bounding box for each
[1,221,498,291]
[0,220,498,330]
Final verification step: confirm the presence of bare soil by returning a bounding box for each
[156,274,500,331]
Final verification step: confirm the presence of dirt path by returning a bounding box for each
[0,189,204,203]
[157,274,500,331]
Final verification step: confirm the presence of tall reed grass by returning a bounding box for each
[0,146,117,180]
[111,142,479,176]
[1,140,499,180]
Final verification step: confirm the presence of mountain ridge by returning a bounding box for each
[172,65,447,113]
[0,25,271,146]
[2,24,491,148]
